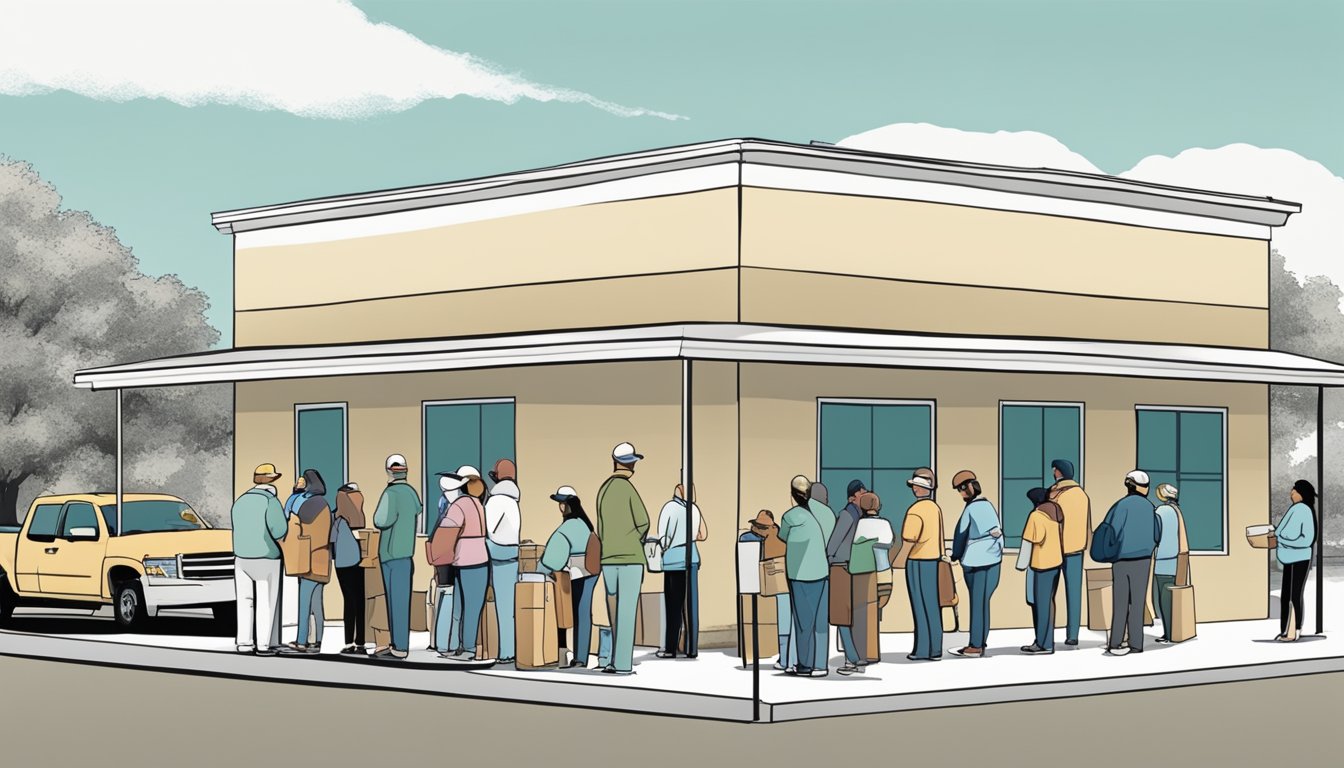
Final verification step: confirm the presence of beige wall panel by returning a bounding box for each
[740,268,1269,347]
[235,269,739,347]
[235,189,739,311]
[741,187,1269,309]
[236,361,746,639]
[737,363,1269,632]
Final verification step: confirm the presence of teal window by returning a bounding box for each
[1137,407,1226,552]
[1000,403,1083,548]
[422,399,516,533]
[818,400,934,536]
[296,404,347,512]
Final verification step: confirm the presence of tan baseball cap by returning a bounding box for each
[952,470,977,489]
[790,475,812,495]
[252,463,281,482]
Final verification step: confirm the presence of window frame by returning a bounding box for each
[293,402,349,508]
[421,397,516,537]
[998,400,1086,552]
[815,397,938,519]
[1135,404,1229,556]
[60,501,103,541]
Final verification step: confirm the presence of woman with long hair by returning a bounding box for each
[539,486,598,668]
[1275,480,1318,642]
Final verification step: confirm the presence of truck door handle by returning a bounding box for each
[44,547,59,554]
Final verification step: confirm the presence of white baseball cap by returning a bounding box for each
[456,465,481,478]
[1126,470,1151,486]
[386,454,408,471]
[612,442,644,464]
[439,473,468,492]
[550,485,578,502]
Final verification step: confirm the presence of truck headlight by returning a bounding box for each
[144,557,179,579]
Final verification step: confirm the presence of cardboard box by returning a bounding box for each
[1247,524,1277,549]
[737,594,780,661]
[518,542,543,574]
[368,594,389,632]
[1086,568,1154,631]
[516,580,559,669]
[364,565,385,599]
[355,529,381,569]
[759,556,788,597]
[373,627,391,649]
[633,592,662,648]
[476,594,499,660]
[1170,584,1197,643]
[410,590,428,633]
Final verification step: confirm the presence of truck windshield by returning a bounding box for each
[99,501,206,535]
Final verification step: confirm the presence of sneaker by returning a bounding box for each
[837,663,865,676]
[255,648,277,657]
[950,646,983,658]
[340,645,366,656]
[655,651,677,659]
[809,669,829,677]
[1154,637,1172,645]
[566,659,585,668]
[785,666,808,676]
[498,657,517,665]
[236,645,255,655]
[906,654,939,661]
[1064,639,1079,647]
[1104,646,1130,656]
[601,666,633,675]
[773,662,789,672]
[1021,644,1053,655]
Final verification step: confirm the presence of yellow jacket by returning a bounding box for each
[1050,481,1091,555]
[1023,504,1064,571]
[901,499,944,561]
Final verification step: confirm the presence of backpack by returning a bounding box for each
[1090,521,1121,563]
[584,531,602,576]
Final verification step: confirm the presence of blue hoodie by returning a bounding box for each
[1098,492,1159,561]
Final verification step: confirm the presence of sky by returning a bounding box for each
[1,0,1341,346]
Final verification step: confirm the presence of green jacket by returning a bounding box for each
[230,487,287,559]
[778,502,829,581]
[373,481,421,562]
[596,470,649,566]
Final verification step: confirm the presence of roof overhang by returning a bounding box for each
[210,139,1301,239]
[72,324,1344,391]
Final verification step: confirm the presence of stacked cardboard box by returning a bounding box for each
[518,542,543,573]
[516,578,558,669]
[1086,568,1154,632]
[476,593,499,660]
[355,529,381,569]
[633,592,662,648]
[737,594,779,663]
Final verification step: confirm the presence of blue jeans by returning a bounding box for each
[490,559,519,659]
[455,564,489,657]
[964,563,1001,650]
[296,577,325,646]
[1031,566,1061,650]
[380,558,414,652]
[788,578,827,672]
[775,592,798,667]
[569,575,597,664]
[906,560,942,659]
[434,584,455,654]
[1062,552,1084,642]
[837,625,862,665]
[602,564,644,672]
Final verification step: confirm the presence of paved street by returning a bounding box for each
[0,654,1337,766]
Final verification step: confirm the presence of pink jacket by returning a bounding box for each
[441,496,488,567]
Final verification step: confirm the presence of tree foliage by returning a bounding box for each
[0,158,231,526]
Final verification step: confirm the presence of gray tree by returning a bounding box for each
[1270,249,1343,553]
[0,157,232,527]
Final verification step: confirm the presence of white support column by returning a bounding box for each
[116,388,124,536]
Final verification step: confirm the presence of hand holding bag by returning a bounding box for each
[643,538,664,572]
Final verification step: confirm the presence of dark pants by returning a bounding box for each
[906,560,942,659]
[1280,560,1310,635]
[1152,574,1176,640]
[558,575,596,663]
[335,565,365,646]
[788,578,827,673]
[1062,552,1084,643]
[1031,567,1060,650]
[1110,559,1150,651]
[663,567,700,656]
[964,563,1000,649]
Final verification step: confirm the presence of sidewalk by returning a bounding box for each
[2,575,1339,722]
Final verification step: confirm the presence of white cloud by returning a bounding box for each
[0,0,684,120]
[839,123,1344,306]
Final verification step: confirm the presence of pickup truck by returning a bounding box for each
[0,493,235,629]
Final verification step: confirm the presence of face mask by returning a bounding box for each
[443,488,463,503]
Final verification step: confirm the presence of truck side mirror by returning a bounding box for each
[66,526,99,542]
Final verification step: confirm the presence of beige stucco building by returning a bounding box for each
[77,139,1343,647]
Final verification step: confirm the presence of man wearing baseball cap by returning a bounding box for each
[778,475,835,677]
[230,463,288,655]
[901,468,944,661]
[484,459,522,664]
[1048,459,1091,647]
[371,453,421,659]
[949,470,1003,658]
[595,442,650,674]
[1094,470,1159,655]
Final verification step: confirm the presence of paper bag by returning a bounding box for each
[1170,584,1197,643]
[759,556,788,597]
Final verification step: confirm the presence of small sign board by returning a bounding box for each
[737,540,762,595]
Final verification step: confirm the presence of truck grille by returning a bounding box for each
[180,552,235,581]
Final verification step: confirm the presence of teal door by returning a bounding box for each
[296,405,346,510]
[1137,408,1225,552]
[819,400,933,536]
[423,400,516,533]
[1000,404,1082,548]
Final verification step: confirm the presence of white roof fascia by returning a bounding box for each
[72,323,1344,391]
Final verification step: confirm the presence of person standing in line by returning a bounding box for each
[657,484,707,659]
[1275,480,1318,642]
[1151,483,1189,644]
[372,454,420,660]
[596,442,650,675]
[1020,487,1064,655]
[231,463,287,656]
[826,480,865,669]
[1093,470,1159,656]
[428,474,460,653]
[442,465,482,656]
[285,469,333,654]
[839,491,891,675]
[331,482,367,655]
[539,486,599,668]
[807,482,836,672]
[484,459,521,664]
[902,468,944,662]
[949,471,1003,658]
[742,510,796,672]
[1048,459,1091,647]
[436,472,490,661]
[778,476,832,677]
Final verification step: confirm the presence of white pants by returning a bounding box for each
[235,557,282,651]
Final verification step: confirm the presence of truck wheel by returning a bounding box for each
[113,580,146,630]
[211,602,236,636]
[0,577,15,624]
